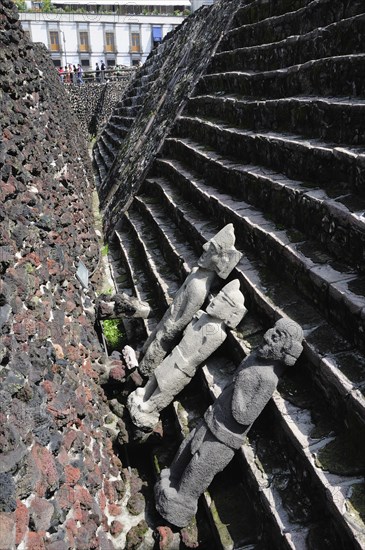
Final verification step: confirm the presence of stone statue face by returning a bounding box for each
[258,326,289,361]
[206,280,246,328]
[197,225,242,279]
[198,240,224,271]
[257,319,303,365]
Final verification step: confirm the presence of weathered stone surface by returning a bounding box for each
[0,1,135,547]
[97,0,243,234]
[155,319,304,527]
[139,224,243,375]
[66,77,134,138]
[128,279,246,430]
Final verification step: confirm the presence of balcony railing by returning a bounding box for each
[59,67,136,84]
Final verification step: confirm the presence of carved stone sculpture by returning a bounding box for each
[139,224,242,375]
[154,318,304,528]
[97,292,150,320]
[127,280,246,430]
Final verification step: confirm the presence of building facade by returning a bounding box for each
[19,1,191,68]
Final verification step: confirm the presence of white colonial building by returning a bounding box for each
[19,0,192,69]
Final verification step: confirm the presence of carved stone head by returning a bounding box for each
[198,224,243,279]
[258,318,304,366]
[206,279,246,328]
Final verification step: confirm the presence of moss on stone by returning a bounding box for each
[126,519,148,549]
[347,484,365,525]
[207,494,233,549]
[316,431,365,476]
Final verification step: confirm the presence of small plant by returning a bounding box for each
[102,319,124,350]
[101,243,109,257]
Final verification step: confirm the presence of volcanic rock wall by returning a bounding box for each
[66,76,135,138]
[95,0,242,235]
[0,3,142,548]
[94,0,365,547]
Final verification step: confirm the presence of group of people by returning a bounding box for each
[58,63,84,85]
[95,61,106,82]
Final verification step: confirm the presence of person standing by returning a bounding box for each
[100,60,105,82]
[58,66,64,83]
[77,64,83,85]
[95,62,101,83]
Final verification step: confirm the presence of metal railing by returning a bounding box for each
[59,68,136,84]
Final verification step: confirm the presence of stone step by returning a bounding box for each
[114,105,140,118]
[201,357,365,549]
[114,228,159,338]
[174,116,365,197]
[122,94,144,108]
[133,194,198,279]
[162,136,365,271]
[123,206,182,310]
[170,376,274,549]
[196,54,365,100]
[224,0,365,50]
[211,15,365,74]
[103,122,129,143]
[154,156,365,350]
[94,140,113,176]
[102,129,121,149]
[142,175,365,427]
[232,0,312,28]
[186,94,365,146]
[109,115,135,129]
[92,146,108,185]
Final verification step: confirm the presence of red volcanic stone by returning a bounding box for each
[87,467,102,492]
[29,497,54,532]
[65,300,76,313]
[103,480,116,503]
[15,500,29,545]
[74,485,93,509]
[0,512,16,549]
[76,385,93,404]
[82,359,99,380]
[41,380,55,399]
[13,322,28,342]
[108,503,122,517]
[31,445,59,497]
[64,465,81,486]
[26,531,46,550]
[72,500,83,522]
[46,259,59,276]
[3,128,13,140]
[98,490,106,513]
[63,430,77,451]
[110,520,123,537]
[57,485,75,511]
[65,518,78,548]
[84,455,95,472]
[156,526,174,550]
[2,182,16,198]
[109,364,126,382]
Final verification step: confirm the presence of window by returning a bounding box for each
[107,59,115,67]
[152,26,162,49]
[49,31,60,52]
[130,32,140,53]
[105,32,115,52]
[52,59,62,67]
[79,31,89,52]
[81,59,90,68]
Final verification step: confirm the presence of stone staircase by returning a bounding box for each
[93,42,172,189]
[102,0,365,547]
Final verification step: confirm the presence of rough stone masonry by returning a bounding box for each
[0,2,145,548]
